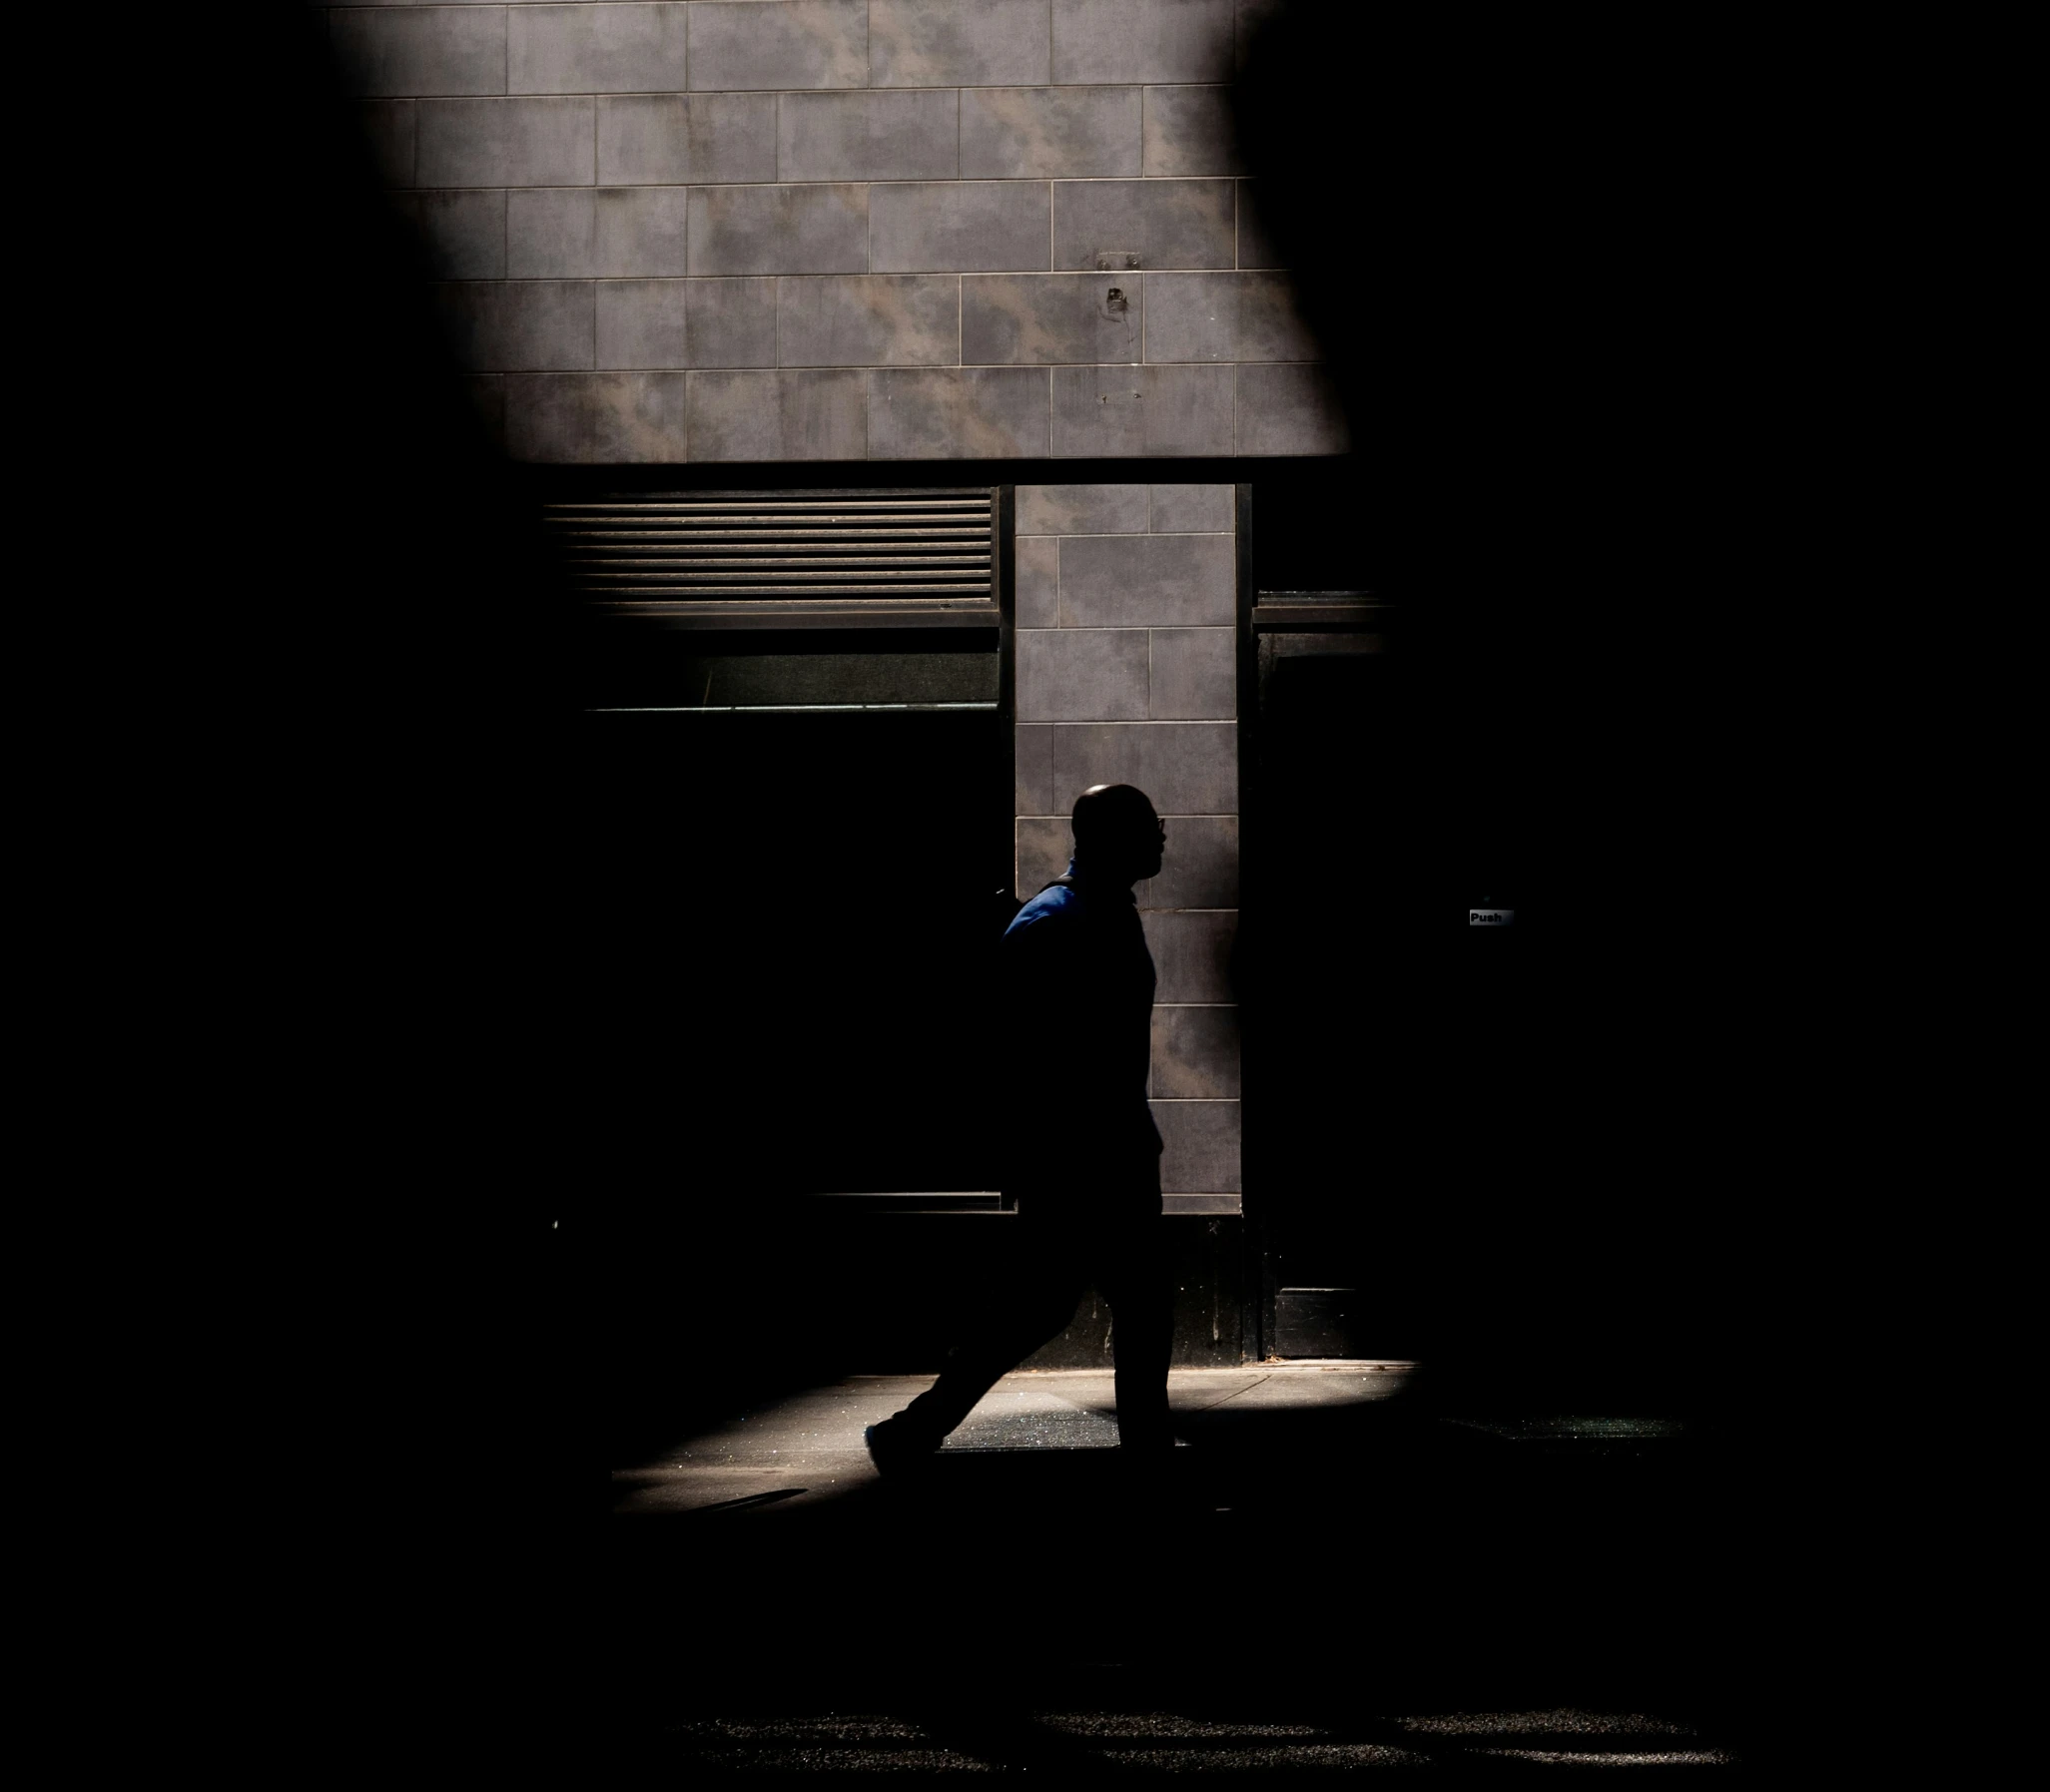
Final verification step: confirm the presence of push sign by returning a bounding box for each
[1469,908,1515,925]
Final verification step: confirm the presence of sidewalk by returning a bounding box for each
[609,1365,1417,1517]
[591,1366,1769,1775]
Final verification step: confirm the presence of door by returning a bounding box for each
[1248,614,1439,1358]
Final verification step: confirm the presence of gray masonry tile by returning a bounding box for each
[1051,0,1233,84]
[1144,271,1316,362]
[1050,721,1236,816]
[1015,723,1054,815]
[777,276,959,366]
[415,189,505,278]
[1018,483,1149,536]
[1235,0,1287,72]
[1015,534,1058,628]
[1052,179,1233,271]
[1149,484,1232,532]
[870,182,1050,274]
[596,280,688,368]
[509,4,689,95]
[1015,817,1070,896]
[687,185,868,276]
[961,87,1141,180]
[1235,362,1351,455]
[1151,1097,1240,1193]
[1147,628,1234,718]
[1058,533,1233,628]
[1151,1005,1239,1099]
[598,188,692,275]
[687,368,867,460]
[331,7,506,98]
[1235,181,1281,268]
[510,188,690,277]
[1017,629,1149,722]
[504,370,690,462]
[869,367,1047,459]
[1235,271,1318,360]
[688,0,867,91]
[685,278,779,366]
[418,98,593,187]
[433,280,594,371]
[1143,909,1236,1002]
[597,94,778,185]
[465,375,505,453]
[963,275,1141,365]
[1141,85,1244,177]
[778,89,960,182]
[1143,815,1238,909]
[507,188,592,277]
[354,101,416,188]
[870,0,1050,88]
[1050,364,1233,458]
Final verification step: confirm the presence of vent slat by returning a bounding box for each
[549,529,988,542]
[547,513,988,522]
[573,572,992,586]
[596,587,993,600]
[556,540,991,551]
[550,499,984,513]
[556,488,995,614]
[562,556,990,570]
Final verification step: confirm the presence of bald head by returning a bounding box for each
[1070,784,1165,884]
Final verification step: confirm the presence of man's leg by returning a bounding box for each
[882,1219,1090,1447]
[1099,1215,1175,1453]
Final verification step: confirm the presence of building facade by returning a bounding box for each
[324,1,1366,1365]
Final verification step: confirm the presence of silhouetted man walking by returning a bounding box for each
[866,784,1174,1470]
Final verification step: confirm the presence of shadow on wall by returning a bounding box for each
[222,18,570,1496]
[234,14,562,972]
[1233,2,1758,910]
[1230,8,1762,1421]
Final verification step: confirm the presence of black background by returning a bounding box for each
[228,0,1778,1457]
[205,7,1821,1769]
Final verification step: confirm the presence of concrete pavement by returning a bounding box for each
[586,1365,1773,1775]
[609,1365,1415,1517]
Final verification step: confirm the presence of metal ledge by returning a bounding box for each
[801,1193,1242,1216]
[1252,596,1397,633]
[592,604,1002,631]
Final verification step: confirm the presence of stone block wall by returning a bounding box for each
[1013,483,1240,1213]
[321,0,1347,462]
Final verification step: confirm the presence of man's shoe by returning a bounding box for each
[864,1416,941,1477]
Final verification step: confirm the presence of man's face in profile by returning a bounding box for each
[1134,809,1166,882]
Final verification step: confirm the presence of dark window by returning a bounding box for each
[572,488,1013,1200]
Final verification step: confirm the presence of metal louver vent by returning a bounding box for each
[548,489,998,623]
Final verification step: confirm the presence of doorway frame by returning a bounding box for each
[1236,476,1402,1361]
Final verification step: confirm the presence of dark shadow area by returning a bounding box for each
[575,702,1004,1200]
[597,1386,1769,1775]
[212,20,583,1774]
[577,691,1016,1466]
[673,1489,808,1515]
[1228,6,1768,1429]
[599,1201,1251,1473]
[223,17,567,1470]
